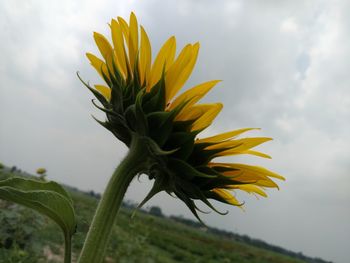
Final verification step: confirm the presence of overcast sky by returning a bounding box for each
[1,1,349,262]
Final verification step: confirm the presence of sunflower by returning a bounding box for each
[80,12,284,222]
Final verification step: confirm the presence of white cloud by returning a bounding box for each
[280,17,299,34]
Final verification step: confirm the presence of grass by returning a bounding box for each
[0,169,306,263]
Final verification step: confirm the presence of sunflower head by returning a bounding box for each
[81,12,284,222]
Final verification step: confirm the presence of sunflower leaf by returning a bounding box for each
[0,177,77,239]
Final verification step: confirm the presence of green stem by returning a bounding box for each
[64,234,72,263]
[77,134,148,263]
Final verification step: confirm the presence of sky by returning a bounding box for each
[0,0,349,262]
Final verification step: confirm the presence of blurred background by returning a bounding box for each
[0,1,349,262]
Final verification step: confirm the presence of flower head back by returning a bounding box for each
[81,12,284,222]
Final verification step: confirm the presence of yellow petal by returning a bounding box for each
[166,43,200,103]
[233,163,285,181]
[175,103,202,121]
[228,185,267,197]
[216,149,272,159]
[206,137,272,151]
[117,16,129,46]
[230,174,278,188]
[148,36,176,90]
[208,163,280,188]
[191,103,223,131]
[168,80,221,111]
[212,189,241,206]
[94,85,111,101]
[117,16,132,74]
[110,19,128,77]
[93,32,113,61]
[243,150,272,159]
[196,128,260,144]
[164,44,192,94]
[128,12,139,70]
[210,163,285,181]
[175,103,206,121]
[139,26,151,86]
[86,53,110,82]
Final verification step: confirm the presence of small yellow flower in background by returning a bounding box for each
[36,168,47,175]
[81,12,284,222]
[36,167,47,180]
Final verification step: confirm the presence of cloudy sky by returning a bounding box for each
[1,1,349,262]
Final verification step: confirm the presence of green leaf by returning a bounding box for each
[0,177,76,238]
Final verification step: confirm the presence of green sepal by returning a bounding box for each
[147,111,175,146]
[124,102,147,135]
[108,123,132,146]
[210,165,239,173]
[176,178,228,215]
[192,141,245,165]
[133,176,167,216]
[143,136,178,156]
[91,99,118,116]
[194,166,223,180]
[133,54,142,90]
[100,64,113,88]
[196,174,249,191]
[192,166,244,191]
[173,190,205,225]
[167,158,217,179]
[135,90,148,135]
[110,82,124,114]
[190,144,227,166]
[77,72,109,107]
[110,54,124,88]
[142,74,166,112]
[105,61,120,89]
[164,131,196,160]
[173,120,196,132]
[92,114,130,144]
[124,55,143,108]
[92,115,112,131]
[123,81,136,108]
[124,105,138,132]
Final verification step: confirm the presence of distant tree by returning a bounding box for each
[10,166,17,173]
[0,162,4,170]
[149,206,163,217]
[88,190,101,199]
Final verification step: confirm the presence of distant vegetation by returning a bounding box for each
[0,164,332,263]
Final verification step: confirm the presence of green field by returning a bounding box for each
[0,169,320,263]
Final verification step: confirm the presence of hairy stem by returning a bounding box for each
[78,134,147,263]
